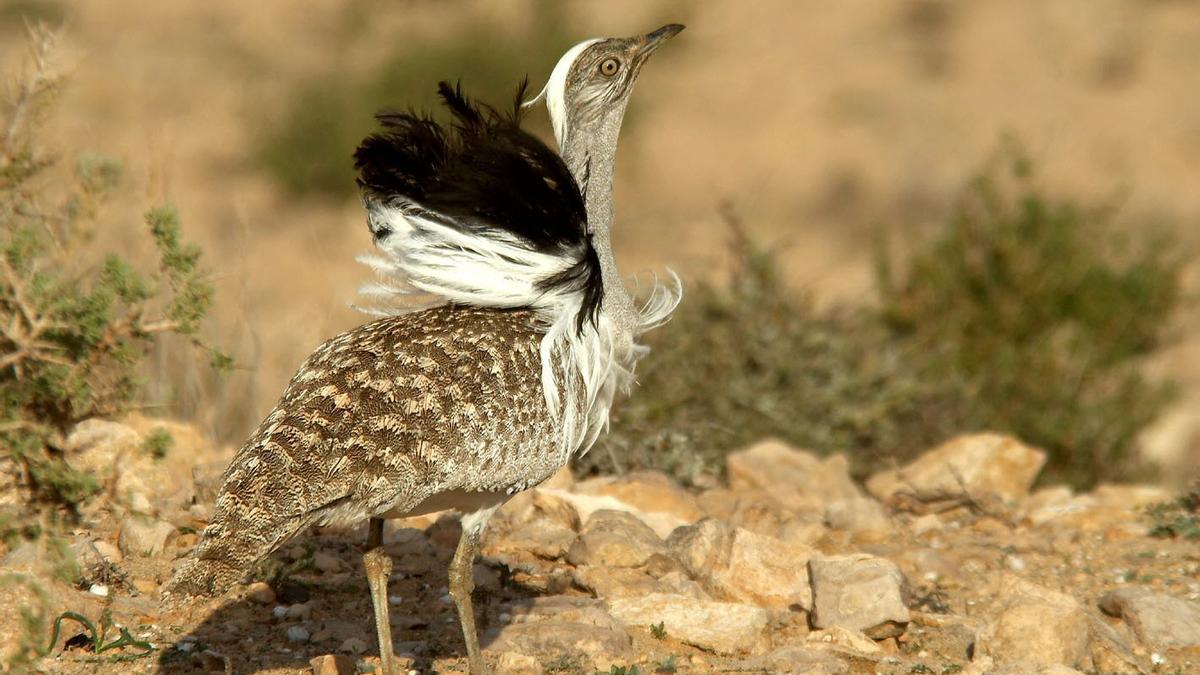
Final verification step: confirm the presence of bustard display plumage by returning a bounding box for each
[164,24,683,675]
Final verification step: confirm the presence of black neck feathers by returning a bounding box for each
[353,81,604,332]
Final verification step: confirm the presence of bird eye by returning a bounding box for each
[599,58,621,77]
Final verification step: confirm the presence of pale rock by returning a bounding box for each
[503,595,626,630]
[808,554,910,637]
[573,470,703,524]
[806,626,883,654]
[338,637,368,654]
[285,602,312,620]
[495,651,543,675]
[126,491,153,513]
[607,592,767,654]
[573,565,708,600]
[66,417,204,511]
[286,625,309,642]
[866,433,1045,504]
[92,540,123,564]
[668,518,815,609]
[246,581,276,604]
[499,489,581,532]
[540,487,686,539]
[309,653,354,675]
[976,575,1090,668]
[487,621,631,663]
[908,514,943,536]
[489,494,579,561]
[506,519,577,559]
[566,509,665,568]
[777,518,829,546]
[824,497,891,533]
[1086,611,1143,674]
[726,439,861,513]
[313,550,344,574]
[1091,483,1174,509]
[1099,586,1200,649]
[747,646,851,674]
[118,516,176,556]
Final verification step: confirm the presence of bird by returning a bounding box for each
[163,23,683,675]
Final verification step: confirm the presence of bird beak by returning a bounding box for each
[635,24,685,61]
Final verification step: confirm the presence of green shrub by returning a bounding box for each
[585,223,967,485]
[591,143,1187,490]
[879,141,1186,487]
[0,27,227,524]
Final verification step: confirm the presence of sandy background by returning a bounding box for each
[1,0,1197,469]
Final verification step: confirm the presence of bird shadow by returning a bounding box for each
[156,520,538,674]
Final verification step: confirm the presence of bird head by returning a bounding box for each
[526,24,684,150]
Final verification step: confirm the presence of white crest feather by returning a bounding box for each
[523,38,602,149]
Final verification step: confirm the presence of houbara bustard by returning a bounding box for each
[164,24,683,675]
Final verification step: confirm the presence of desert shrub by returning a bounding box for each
[879,141,1186,487]
[0,27,227,524]
[585,220,968,486]
[592,144,1187,490]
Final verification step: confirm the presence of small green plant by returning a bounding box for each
[879,139,1187,487]
[140,428,173,460]
[41,609,154,657]
[649,621,667,640]
[654,655,677,674]
[1147,482,1200,540]
[0,26,228,528]
[604,666,642,675]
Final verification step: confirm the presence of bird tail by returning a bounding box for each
[162,494,316,605]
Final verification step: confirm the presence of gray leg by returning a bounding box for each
[364,546,397,675]
[449,507,499,675]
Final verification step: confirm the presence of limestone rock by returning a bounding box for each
[726,439,861,513]
[489,493,580,561]
[607,592,768,655]
[668,518,815,609]
[1099,586,1200,649]
[867,433,1046,504]
[573,471,704,523]
[309,654,355,675]
[488,620,631,664]
[806,626,883,654]
[824,497,892,533]
[573,564,708,600]
[245,581,276,605]
[808,554,910,637]
[495,651,543,675]
[65,417,203,512]
[976,575,1090,668]
[747,646,851,674]
[566,509,665,568]
[118,516,176,556]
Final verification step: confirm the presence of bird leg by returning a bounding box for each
[449,507,498,675]
[363,540,397,675]
[367,517,385,549]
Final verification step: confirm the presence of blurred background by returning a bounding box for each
[2,0,1198,488]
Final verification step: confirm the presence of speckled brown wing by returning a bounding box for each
[164,306,567,600]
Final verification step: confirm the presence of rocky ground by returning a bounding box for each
[2,420,1198,674]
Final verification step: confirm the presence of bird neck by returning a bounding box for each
[563,112,637,349]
